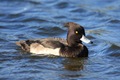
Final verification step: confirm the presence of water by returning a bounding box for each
[0,0,120,80]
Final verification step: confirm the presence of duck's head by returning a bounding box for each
[64,22,93,46]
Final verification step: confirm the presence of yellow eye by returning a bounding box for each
[75,31,78,34]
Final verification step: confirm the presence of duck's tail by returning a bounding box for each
[16,40,31,52]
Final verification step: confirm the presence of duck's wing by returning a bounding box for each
[16,38,67,54]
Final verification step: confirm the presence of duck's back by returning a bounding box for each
[16,38,67,55]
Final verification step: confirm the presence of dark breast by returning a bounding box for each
[59,45,88,57]
[77,46,88,57]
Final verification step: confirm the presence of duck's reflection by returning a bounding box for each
[62,57,88,71]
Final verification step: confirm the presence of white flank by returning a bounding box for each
[30,43,60,56]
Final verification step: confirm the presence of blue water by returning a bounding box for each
[0,0,120,80]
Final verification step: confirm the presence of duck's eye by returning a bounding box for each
[75,31,79,34]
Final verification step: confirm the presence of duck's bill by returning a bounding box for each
[80,35,93,44]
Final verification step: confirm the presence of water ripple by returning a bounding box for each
[0,0,120,80]
[22,17,48,23]
[0,1,31,15]
[55,1,69,9]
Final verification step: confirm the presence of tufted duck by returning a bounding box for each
[16,22,92,57]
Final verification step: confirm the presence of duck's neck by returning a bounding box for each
[67,39,82,47]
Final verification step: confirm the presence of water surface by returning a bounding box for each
[0,0,120,80]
